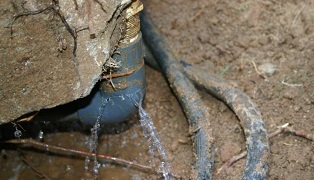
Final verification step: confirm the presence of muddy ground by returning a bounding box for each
[0,0,313,179]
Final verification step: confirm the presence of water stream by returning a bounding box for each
[130,91,172,179]
[86,90,171,179]
[85,97,107,174]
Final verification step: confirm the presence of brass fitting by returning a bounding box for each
[121,0,143,44]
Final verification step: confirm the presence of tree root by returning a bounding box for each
[3,138,182,179]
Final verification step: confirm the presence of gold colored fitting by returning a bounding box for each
[125,0,143,18]
[121,0,143,43]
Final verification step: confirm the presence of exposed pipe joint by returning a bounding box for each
[77,0,145,125]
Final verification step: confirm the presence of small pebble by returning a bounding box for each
[178,137,190,144]
[202,51,212,59]
[171,141,179,152]
[258,63,276,76]
[210,17,219,25]
[283,89,298,100]
[293,105,301,112]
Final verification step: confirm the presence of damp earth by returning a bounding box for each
[1,0,314,179]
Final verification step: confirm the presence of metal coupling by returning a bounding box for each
[121,0,143,44]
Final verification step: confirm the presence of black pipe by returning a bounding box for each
[143,42,160,71]
[181,62,270,179]
[141,13,270,179]
[140,10,215,180]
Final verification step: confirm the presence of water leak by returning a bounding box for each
[11,122,22,139]
[86,97,107,174]
[0,66,192,179]
[87,90,172,179]
[38,130,44,140]
[130,91,172,180]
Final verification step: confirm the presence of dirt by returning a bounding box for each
[0,0,313,179]
[142,0,314,179]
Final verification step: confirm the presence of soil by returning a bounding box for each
[0,0,313,180]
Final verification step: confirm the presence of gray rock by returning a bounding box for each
[258,63,276,76]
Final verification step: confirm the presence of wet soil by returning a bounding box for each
[143,0,314,179]
[1,0,313,179]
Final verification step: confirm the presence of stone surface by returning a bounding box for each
[0,0,130,124]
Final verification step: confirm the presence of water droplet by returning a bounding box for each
[14,130,22,138]
[92,160,100,174]
[87,96,107,174]
[66,165,71,171]
[85,156,90,171]
[38,130,44,140]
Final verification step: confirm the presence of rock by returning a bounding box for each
[258,63,276,76]
[171,140,179,152]
[0,0,128,124]
[293,105,301,112]
[210,17,219,25]
[178,137,190,144]
[283,89,299,100]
